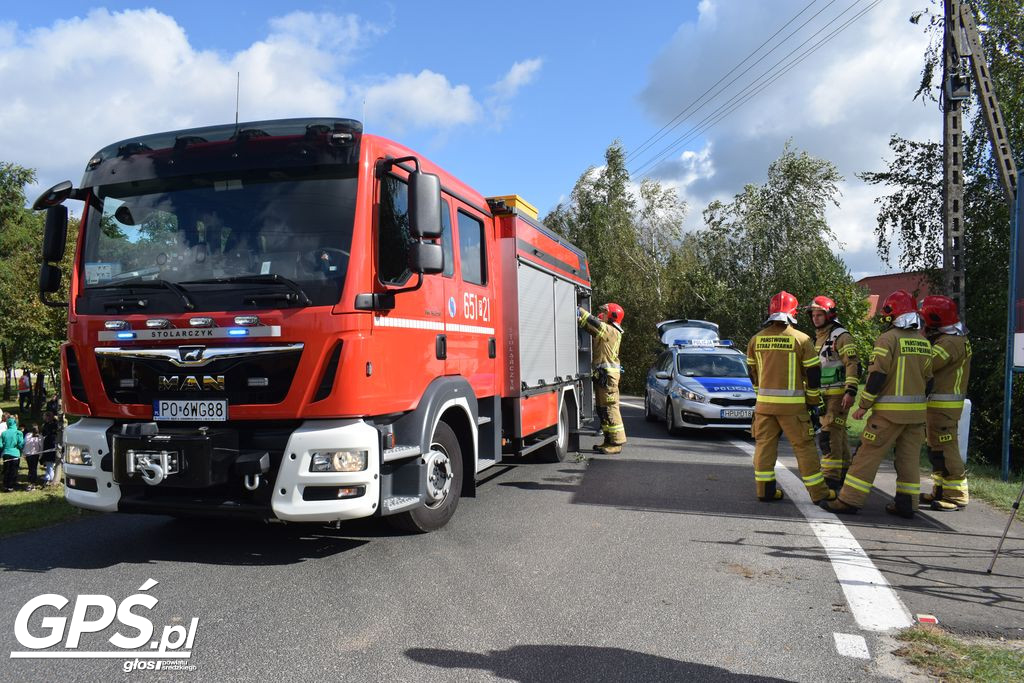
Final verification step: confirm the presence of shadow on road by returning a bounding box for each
[0,515,405,572]
[502,458,805,521]
[405,644,787,682]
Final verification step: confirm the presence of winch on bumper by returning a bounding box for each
[63,418,382,522]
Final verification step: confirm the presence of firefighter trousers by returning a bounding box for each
[595,370,626,446]
[819,395,852,481]
[752,412,830,502]
[838,414,925,509]
[926,411,968,506]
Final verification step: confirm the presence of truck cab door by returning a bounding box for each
[445,205,496,398]
[374,168,446,399]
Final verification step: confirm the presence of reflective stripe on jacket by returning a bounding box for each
[859,329,933,424]
[746,322,820,415]
[927,334,971,417]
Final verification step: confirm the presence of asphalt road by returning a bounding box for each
[5,401,1009,681]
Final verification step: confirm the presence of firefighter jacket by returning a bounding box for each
[814,324,860,397]
[927,333,972,419]
[579,310,622,377]
[859,328,933,424]
[746,322,821,415]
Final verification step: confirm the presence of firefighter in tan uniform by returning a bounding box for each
[823,290,933,518]
[746,291,835,503]
[920,295,972,510]
[579,303,626,454]
[807,296,861,491]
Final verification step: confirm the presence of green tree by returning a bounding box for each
[545,141,690,393]
[858,0,1024,466]
[679,144,876,361]
[0,163,74,405]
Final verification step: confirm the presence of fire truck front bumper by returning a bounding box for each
[62,418,382,522]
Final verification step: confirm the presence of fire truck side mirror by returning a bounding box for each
[410,241,444,275]
[408,171,442,239]
[39,263,62,293]
[43,205,69,263]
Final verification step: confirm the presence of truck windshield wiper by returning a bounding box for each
[181,274,312,306]
[87,277,195,310]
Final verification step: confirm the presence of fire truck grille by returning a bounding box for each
[96,348,303,405]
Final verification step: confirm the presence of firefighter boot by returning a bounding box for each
[820,498,858,515]
[812,489,838,505]
[595,443,623,455]
[921,450,944,504]
[931,499,960,511]
[758,481,784,502]
[885,493,915,519]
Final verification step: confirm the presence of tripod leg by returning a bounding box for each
[987,478,1024,574]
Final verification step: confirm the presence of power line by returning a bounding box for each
[626,0,829,164]
[630,0,868,175]
[630,0,882,177]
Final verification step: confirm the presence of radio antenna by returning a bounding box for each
[235,72,240,127]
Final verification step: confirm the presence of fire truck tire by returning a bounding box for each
[540,401,570,463]
[389,421,463,533]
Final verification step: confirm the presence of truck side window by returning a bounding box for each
[441,198,454,278]
[378,174,412,285]
[457,211,486,285]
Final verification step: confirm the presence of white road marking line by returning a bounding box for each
[730,439,914,633]
[833,633,871,659]
[620,401,644,409]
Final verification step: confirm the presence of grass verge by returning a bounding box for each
[0,460,82,538]
[895,625,1024,682]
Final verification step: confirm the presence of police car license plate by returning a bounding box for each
[721,408,753,419]
[153,399,227,422]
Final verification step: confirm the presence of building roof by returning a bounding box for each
[856,272,934,317]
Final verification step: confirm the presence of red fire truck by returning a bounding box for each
[34,118,593,532]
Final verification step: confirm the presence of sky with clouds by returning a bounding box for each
[0,0,940,279]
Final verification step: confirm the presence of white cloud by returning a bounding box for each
[361,70,482,134]
[0,8,517,202]
[634,0,939,275]
[486,57,543,128]
[492,58,543,96]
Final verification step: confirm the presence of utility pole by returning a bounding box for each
[942,0,1019,316]
[942,0,967,314]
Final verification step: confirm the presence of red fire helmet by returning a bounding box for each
[769,291,799,318]
[920,295,959,327]
[881,289,917,319]
[807,295,837,318]
[598,302,624,324]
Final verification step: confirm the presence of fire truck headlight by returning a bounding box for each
[309,450,368,472]
[66,445,92,466]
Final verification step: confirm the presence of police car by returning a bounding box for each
[644,335,755,434]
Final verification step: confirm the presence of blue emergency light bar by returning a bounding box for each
[116,332,136,340]
[673,339,733,347]
[227,328,249,337]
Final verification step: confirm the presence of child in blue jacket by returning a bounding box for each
[2,417,25,491]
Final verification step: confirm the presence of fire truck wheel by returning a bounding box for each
[540,400,569,463]
[389,421,463,533]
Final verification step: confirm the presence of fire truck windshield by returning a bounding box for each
[79,167,357,312]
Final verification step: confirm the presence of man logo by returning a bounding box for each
[158,375,225,392]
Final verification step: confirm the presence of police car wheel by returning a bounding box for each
[644,393,657,422]
[388,422,463,533]
[666,402,682,436]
